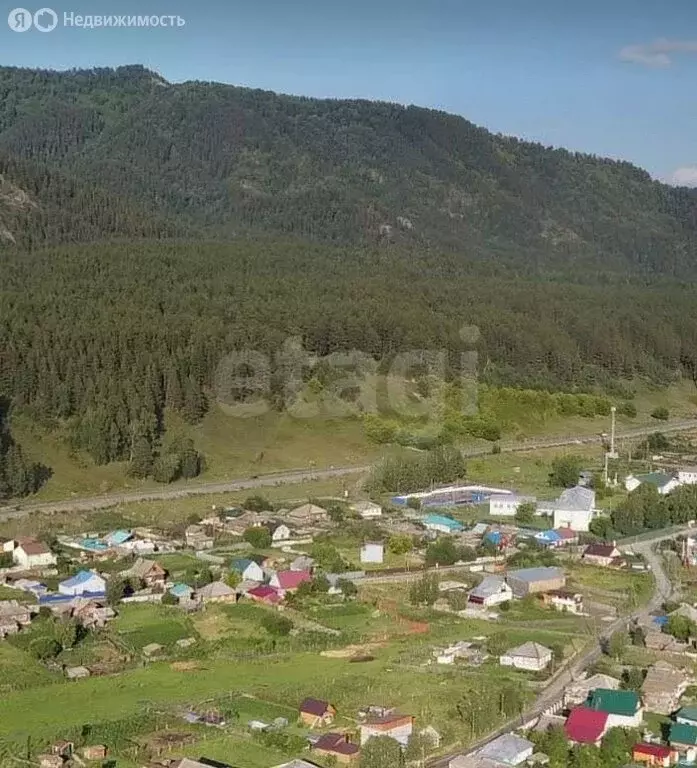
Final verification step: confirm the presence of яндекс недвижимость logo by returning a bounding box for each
[7,8,185,30]
[8,7,57,31]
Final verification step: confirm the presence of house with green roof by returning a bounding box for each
[230,558,264,582]
[677,707,697,728]
[587,688,643,728]
[624,472,679,495]
[670,722,697,750]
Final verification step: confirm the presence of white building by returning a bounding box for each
[58,570,106,597]
[467,575,513,607]
[359,713,414,747]
[271,524,291,543]
[12,540,57,569]
[679,467,697,485]
[232,559,265,582]
[624,472,680,496]
[477,734,535,766]
[351,500,383,519]
[360,541,384,564]
[544,590,584,614]
[500,642,552,672]
[435,641,476,665]
[488,494,536,517]
[539,486,597,532]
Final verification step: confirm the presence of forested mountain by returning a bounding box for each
[2,64,697,499]
[0,64,696,278]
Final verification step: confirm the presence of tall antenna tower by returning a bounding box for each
[604,406,618,486]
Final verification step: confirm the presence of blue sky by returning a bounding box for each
[1,0,696,183]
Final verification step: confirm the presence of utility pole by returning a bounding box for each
[604,406,618,486]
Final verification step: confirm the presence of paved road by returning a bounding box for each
[428,530,678,767]
[3,417,697,520]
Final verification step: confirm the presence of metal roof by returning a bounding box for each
[477,733,534,763]
[508,566,564,583]
[555,485,595,511]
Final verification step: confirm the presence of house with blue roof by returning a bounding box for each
[231,558,264,582]
[535,529,563,547]
[421,514,464,534]
[58,570,107,597]
[169,583,194,600]
[104,530,132,547]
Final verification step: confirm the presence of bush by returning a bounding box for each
[388,534,413,555]
[425,537,458,566]
[651,406,669,421]
[29,636,62,660]
[243,527,272,549]
[338,579,358,597]
[244,495,271,512]
[152,453,181,484]
[549,454,583,488]
[161,591,178,606]
[446,590,469,611]
[617,401,637,417]
[363,415,398,444]
[260,612,293,636]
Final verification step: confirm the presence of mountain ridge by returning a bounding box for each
[0,63,695,277]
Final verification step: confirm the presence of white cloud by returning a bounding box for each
[619,38,697,68]
[669,167,697,187]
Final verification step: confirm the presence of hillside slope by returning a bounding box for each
[0,64,695,276]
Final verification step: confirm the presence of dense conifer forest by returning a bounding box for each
[1,64,697,497]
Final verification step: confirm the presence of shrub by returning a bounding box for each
[244,495,271,512]
[651,406,669,421]
[260,612,293,636]
[29,636,62,660]
[243,527,272,549]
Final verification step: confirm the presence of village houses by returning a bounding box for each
[120,558,167,589]
[299,698,336,728]
[287,504,329,526]
[11,538,57,569]
[499,642,552,672]
[582,542,621,567]
[538,485,597,532]
[641,661,690,715]
[359,712,414,747]
[312,733,360,764]
[467,575,513,607]
[350,500,382,519]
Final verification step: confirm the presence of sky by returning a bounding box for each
[0,0,696,184]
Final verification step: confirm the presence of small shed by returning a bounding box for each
[360,541,384,564]
[82,745,108,761]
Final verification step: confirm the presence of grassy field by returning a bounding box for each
[0,476,361,540]
[0,566,611,762]
[0,642,59,693]
[111,604,197,652]
[7,379,697,504]
[566,563,654,611]
[10,406,379,503]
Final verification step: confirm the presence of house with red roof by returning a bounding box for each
[632,743,677,767]
[299,698,336,728]
[313,733,359,764]
[564,706,609,745]
[269,570,312,594]
[554,527,579,546]
[582,543,621,567]
[359,713,414,747]
[12,539,57,569]
[246,585,282,605]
